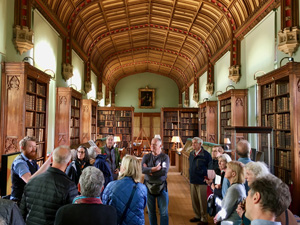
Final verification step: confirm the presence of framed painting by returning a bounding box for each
[139,88,155,109]
[1,152,20,196]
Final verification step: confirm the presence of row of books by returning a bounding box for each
[201,124,206,130]
[181,118,198,123]
[276,150,292,170]
[121,135,131,142]
[262,99,275,114]
[276,83,289,95]
[116,121,132,127]
[25,128,44,142]
[276,114,290,130]
[27,79,36,93]
[70,138,80,146]
[276,168,291,184]
[98,127,114,134]
[37,83,46,96]
[92,117,96,124]
[220,112,231,119]
[221,119,231,126]
[200,118,207,124]
[37,98,46,111]
[115,111,131,117]
[70,128,80,137]
[36,144,44,158]
[180,113,198,118]
[116,128,131,133]
[181,124,198,129]
[91,126,96,133]
[262,83,275,98]
[36,113,45,127]
[220,99,231,106]
[163,130,179,136]
[220,105,231,112]
[98,114,114,120]
[115,117,131,122]
[99,111,115,115]
[181,130,198,136]
[71,109,80,117]
[70,118,80,127]
[262,114,275,127]
[200,130,207,136]
[164,117,179,122]
[164,122,178,129]
[276,131,291,149]
[26,95,35,110]
[164,112,178,117]
[26,112,34,127]
[71,98,80,107]
[277,97,290,112]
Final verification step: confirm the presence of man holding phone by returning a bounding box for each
[189,137,212,225]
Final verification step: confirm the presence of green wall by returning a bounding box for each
[115,72,179,112]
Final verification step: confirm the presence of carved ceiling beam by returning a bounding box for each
[13,0,33,54]
[278,0,299,57]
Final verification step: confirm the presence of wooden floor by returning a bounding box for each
[144,167,214,225]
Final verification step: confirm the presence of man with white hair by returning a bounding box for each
[55,166,117,225]
[189,137,212,225]
[20,146,78,225]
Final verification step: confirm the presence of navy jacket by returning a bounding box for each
[94,154,113,188]
[189,147,212,184]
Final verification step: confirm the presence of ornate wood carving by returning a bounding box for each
[83,105,89,112]
[7,76,20,90]
[209,106,215,114]
[229,65,241,83]
[84,81,92,93]
[58,133,67,145]
[59,96,67,105]
[5,137,18,154]
[206,83,214,95]
[236,98,244,106]
[62,63,73,81]
[209,134,215,143]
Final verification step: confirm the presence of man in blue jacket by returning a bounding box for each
[189,137,212,225]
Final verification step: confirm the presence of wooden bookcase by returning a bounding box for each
[55,87,82,148]
[161,107,199,153]
[217,89,248,145]
[0,62,50,164]
[81,99,98,143]
[257,62,300,214]
[199,101,218,143]
[97,107,134,148]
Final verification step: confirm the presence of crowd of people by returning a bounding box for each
[0,135,296,225]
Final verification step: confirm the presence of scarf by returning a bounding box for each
[73,196,102,204]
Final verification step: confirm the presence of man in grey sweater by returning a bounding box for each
[142,138,170,225]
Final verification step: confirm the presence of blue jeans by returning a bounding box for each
[147,189,169,225]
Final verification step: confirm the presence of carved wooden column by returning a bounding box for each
[193,76,199,103]
[229,38,241,83]
[278,0,299,56]
[206,63,214,95]
[111,90,116,107]
[84,61,92,93]
[13,0,33,54]
[105,84,110,106]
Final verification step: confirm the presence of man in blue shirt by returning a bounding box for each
[10,136,52,203]
[245,175,291,225]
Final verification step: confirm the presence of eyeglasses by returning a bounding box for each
[77,151,85,154]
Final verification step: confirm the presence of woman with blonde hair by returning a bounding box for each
[102,155,147,225]
[214,161,247,225]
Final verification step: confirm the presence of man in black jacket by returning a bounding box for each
[20,146,78,225]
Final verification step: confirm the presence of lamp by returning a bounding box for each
[171,136,181,150]
[114,136,121,148]
[224,138,231,150]
[154,134,161,139]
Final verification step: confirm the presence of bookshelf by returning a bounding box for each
[97,107,134,148]
[161,108,199,153]
[217,89,248,145]
[55,87,82,148]
[0,62,50,164]
[199,101,218,143]
[81,99,98,143]
[257,62,300,214]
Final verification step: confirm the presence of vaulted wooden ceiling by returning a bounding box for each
[34,0,279,91]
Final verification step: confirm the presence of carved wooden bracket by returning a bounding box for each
[229,65,241,83]
[83,105,89,112]
[105,98,110,106]
[206,83,214,96]
[62,63,73,81]
[278,27,300,57]
[193,92,199,103]
[209,134,215,143]
[178,103,183,107]
[58,133,67,145]
[13,25,34,55]
[59,96,67,105]
[209,106,215,114]
[97,91,103,100]
[184,99,189,107]
[5,137,18,154]
[84,81,92,93]
[236,98,244,106]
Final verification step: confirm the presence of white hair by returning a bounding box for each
[53,146,71,164]
[79,166,104,197]
[192,137,203,145]
[245,161,270,178]
[88,146,98,159]
[218,154,232,163]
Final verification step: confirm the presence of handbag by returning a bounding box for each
[145,181,165,195]
[119,184,137,225]
[207,194,216,217]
